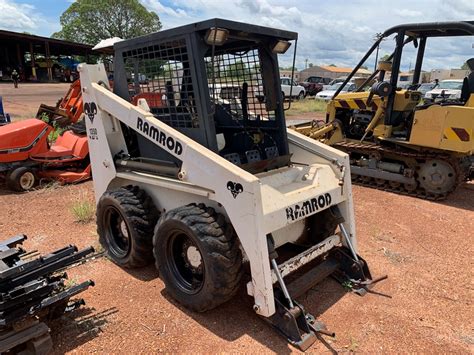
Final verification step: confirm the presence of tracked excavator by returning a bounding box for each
[293,21,474,200]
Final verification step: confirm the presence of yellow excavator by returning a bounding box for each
[294,21,474,200]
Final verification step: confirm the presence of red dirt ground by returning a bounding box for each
[0,87,472,352]
[0,181,472,353]
[0,83,71,120]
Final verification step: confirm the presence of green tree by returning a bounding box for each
[329,64,337,67]
[52,0,162,45]
[225,61,249,79]
[461,61,469,70]
[380,54,391,62]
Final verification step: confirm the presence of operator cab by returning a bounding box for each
[331,21,474,142]
[460,57,474,103]
[112,19,297,175]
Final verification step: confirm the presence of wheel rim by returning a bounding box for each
[298,92,304,100]
[167,229,204,295]
[19,172,35,190]
[104,206,131,258]
[418,159,456,194]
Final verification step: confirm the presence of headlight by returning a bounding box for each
[205,28,229,46]
[424,92,431,98]
[449,93,458,99]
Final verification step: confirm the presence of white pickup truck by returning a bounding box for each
[255,77,306,102]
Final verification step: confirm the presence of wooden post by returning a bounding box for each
[29,42,36,81]
[45,41,53,82]
[16,43,21,65]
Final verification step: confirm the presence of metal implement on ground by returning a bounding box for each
[79,18,383,350]
[292,21,474,200]
[0,234,94,354]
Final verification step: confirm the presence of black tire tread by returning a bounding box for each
[7,167,36,192]
[97,185,159,268]
[154,203,242,312]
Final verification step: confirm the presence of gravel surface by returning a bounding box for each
[1,86,472,353]
[0,181,472,353]
[1,83,71,120]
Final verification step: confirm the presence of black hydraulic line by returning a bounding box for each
[412,37,427,85]
[332,38,383,99]
[356,36,414,92]
[115,158,180,177]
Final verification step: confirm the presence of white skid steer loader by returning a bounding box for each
[79,19,382,350]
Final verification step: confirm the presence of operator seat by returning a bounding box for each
[460,58,474,104]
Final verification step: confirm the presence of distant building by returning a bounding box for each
[429,68,469,82]
[394,71,430,84]
[299,65,372,81]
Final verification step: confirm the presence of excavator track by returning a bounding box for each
[333,140,465,201]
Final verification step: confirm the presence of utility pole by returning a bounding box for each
[373,32,384,72]
[305,58,308,69]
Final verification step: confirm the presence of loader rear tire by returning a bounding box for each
[153,204,242,312]
[97,185,159,268]
[7,167,37,191]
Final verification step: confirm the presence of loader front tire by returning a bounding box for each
[154,204,242,312]
[97,186,159,268]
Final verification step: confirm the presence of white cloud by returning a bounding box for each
[141,0,189,18]
[2,0,473,71]
[0,0,39,32]
[394,9,423,17]
[141,0,474,70]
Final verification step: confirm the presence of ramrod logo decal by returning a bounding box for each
[137,117,183,156]
[286,193,332,222]
[84,102,97,123]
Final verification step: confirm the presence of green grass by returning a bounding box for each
[286,98,328,116]
[71,199,95,224]
[39,112,66,143]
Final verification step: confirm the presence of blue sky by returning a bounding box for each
[1,0,473,71]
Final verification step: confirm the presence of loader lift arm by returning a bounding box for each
[80,19,380,350]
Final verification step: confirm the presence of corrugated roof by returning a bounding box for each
[0,29,110,54]
[319,66,372,74]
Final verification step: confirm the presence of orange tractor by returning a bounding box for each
[0,80,91,191]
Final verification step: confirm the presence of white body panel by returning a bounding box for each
[79,63,358,318]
